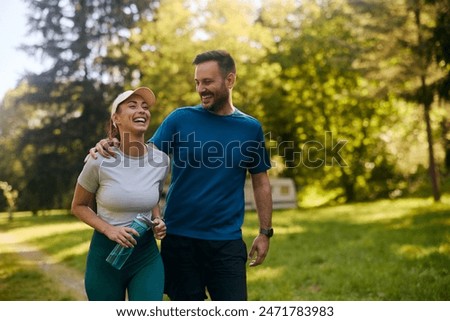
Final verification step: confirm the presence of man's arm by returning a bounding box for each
[248,171,273,267]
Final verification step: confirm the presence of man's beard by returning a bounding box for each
[201,86,229,113]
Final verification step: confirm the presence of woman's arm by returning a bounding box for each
[71,183,138,248]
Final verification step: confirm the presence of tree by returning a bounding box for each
[7,0,158,210]
[125,0,201,131]
[126,0,277,128]
[353,0,450,201]
[0,181,18,221]
[429,0,450,174]
[407,0,443,201]
[258,0,403,203]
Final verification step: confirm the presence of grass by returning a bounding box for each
[0,197,449,300]
[0,246,75,300]
[244,197,450,300]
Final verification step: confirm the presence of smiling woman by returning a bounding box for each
[109,87,156,156]
[70,86,170,301]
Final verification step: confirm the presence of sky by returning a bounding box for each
[0,1,43,101]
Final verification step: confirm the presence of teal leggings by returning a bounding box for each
[85,230,164,301]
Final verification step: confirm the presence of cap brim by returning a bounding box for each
[111,87,156,117]
[132,87,156,107]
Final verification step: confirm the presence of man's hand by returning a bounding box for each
[89,138,120,159]
[248,234,270,267]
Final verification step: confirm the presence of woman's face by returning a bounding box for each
[113,94,150,135]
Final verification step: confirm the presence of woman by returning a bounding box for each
[71,87,169,300]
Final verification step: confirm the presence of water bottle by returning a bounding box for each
[106,214,153,270]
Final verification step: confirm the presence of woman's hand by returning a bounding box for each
[103,225,139,248]
[152,218,167,240]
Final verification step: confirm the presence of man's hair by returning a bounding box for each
[193,50,236,76]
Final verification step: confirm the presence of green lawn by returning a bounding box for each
[0,251,75,300]
[1,197,449,300]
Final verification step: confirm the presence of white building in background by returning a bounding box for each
[245,177,297,210]
[160,177,297,211]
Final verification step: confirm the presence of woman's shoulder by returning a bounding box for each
[83,148,119,168]
[147,143,170,164]
[83,153,101,167]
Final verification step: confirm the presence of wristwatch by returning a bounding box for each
[260,227,274,238]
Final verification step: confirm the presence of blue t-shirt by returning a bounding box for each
[149,106,271,240]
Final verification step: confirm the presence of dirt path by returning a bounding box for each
[0,231,87,300]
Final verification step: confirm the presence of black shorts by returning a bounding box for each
[161,234,248,301]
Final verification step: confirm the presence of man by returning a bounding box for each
[92,50,273,300]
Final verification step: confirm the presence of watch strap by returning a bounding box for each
[260,227,273,238]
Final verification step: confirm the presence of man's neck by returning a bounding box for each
[205,101,235,116]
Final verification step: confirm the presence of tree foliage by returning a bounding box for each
[1,0,157,212]
[0,0,448,211]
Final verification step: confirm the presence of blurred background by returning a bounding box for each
[0,0,449,216]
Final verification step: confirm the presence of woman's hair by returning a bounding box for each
[107,105,121,141]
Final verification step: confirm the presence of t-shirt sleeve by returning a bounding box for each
[148,111,178,155]
[77,155,100,193]
[248,125,272,174]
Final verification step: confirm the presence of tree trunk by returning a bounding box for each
[423,94,441,202]
[340,168,355,202]
[442,117,450,174]
[414,4,441,202]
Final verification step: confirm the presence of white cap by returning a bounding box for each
[111,87,156,117]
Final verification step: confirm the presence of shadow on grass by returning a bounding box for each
[245,205,450,300]
[0,212,78,232]
[0,213,92,273]
[26,229,92,272]
[0,251,77,300]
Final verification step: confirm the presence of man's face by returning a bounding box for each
[194,60,229,113]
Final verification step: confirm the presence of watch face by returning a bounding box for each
[261,228,273,237]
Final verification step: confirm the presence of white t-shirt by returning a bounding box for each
[77,146,169,226]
